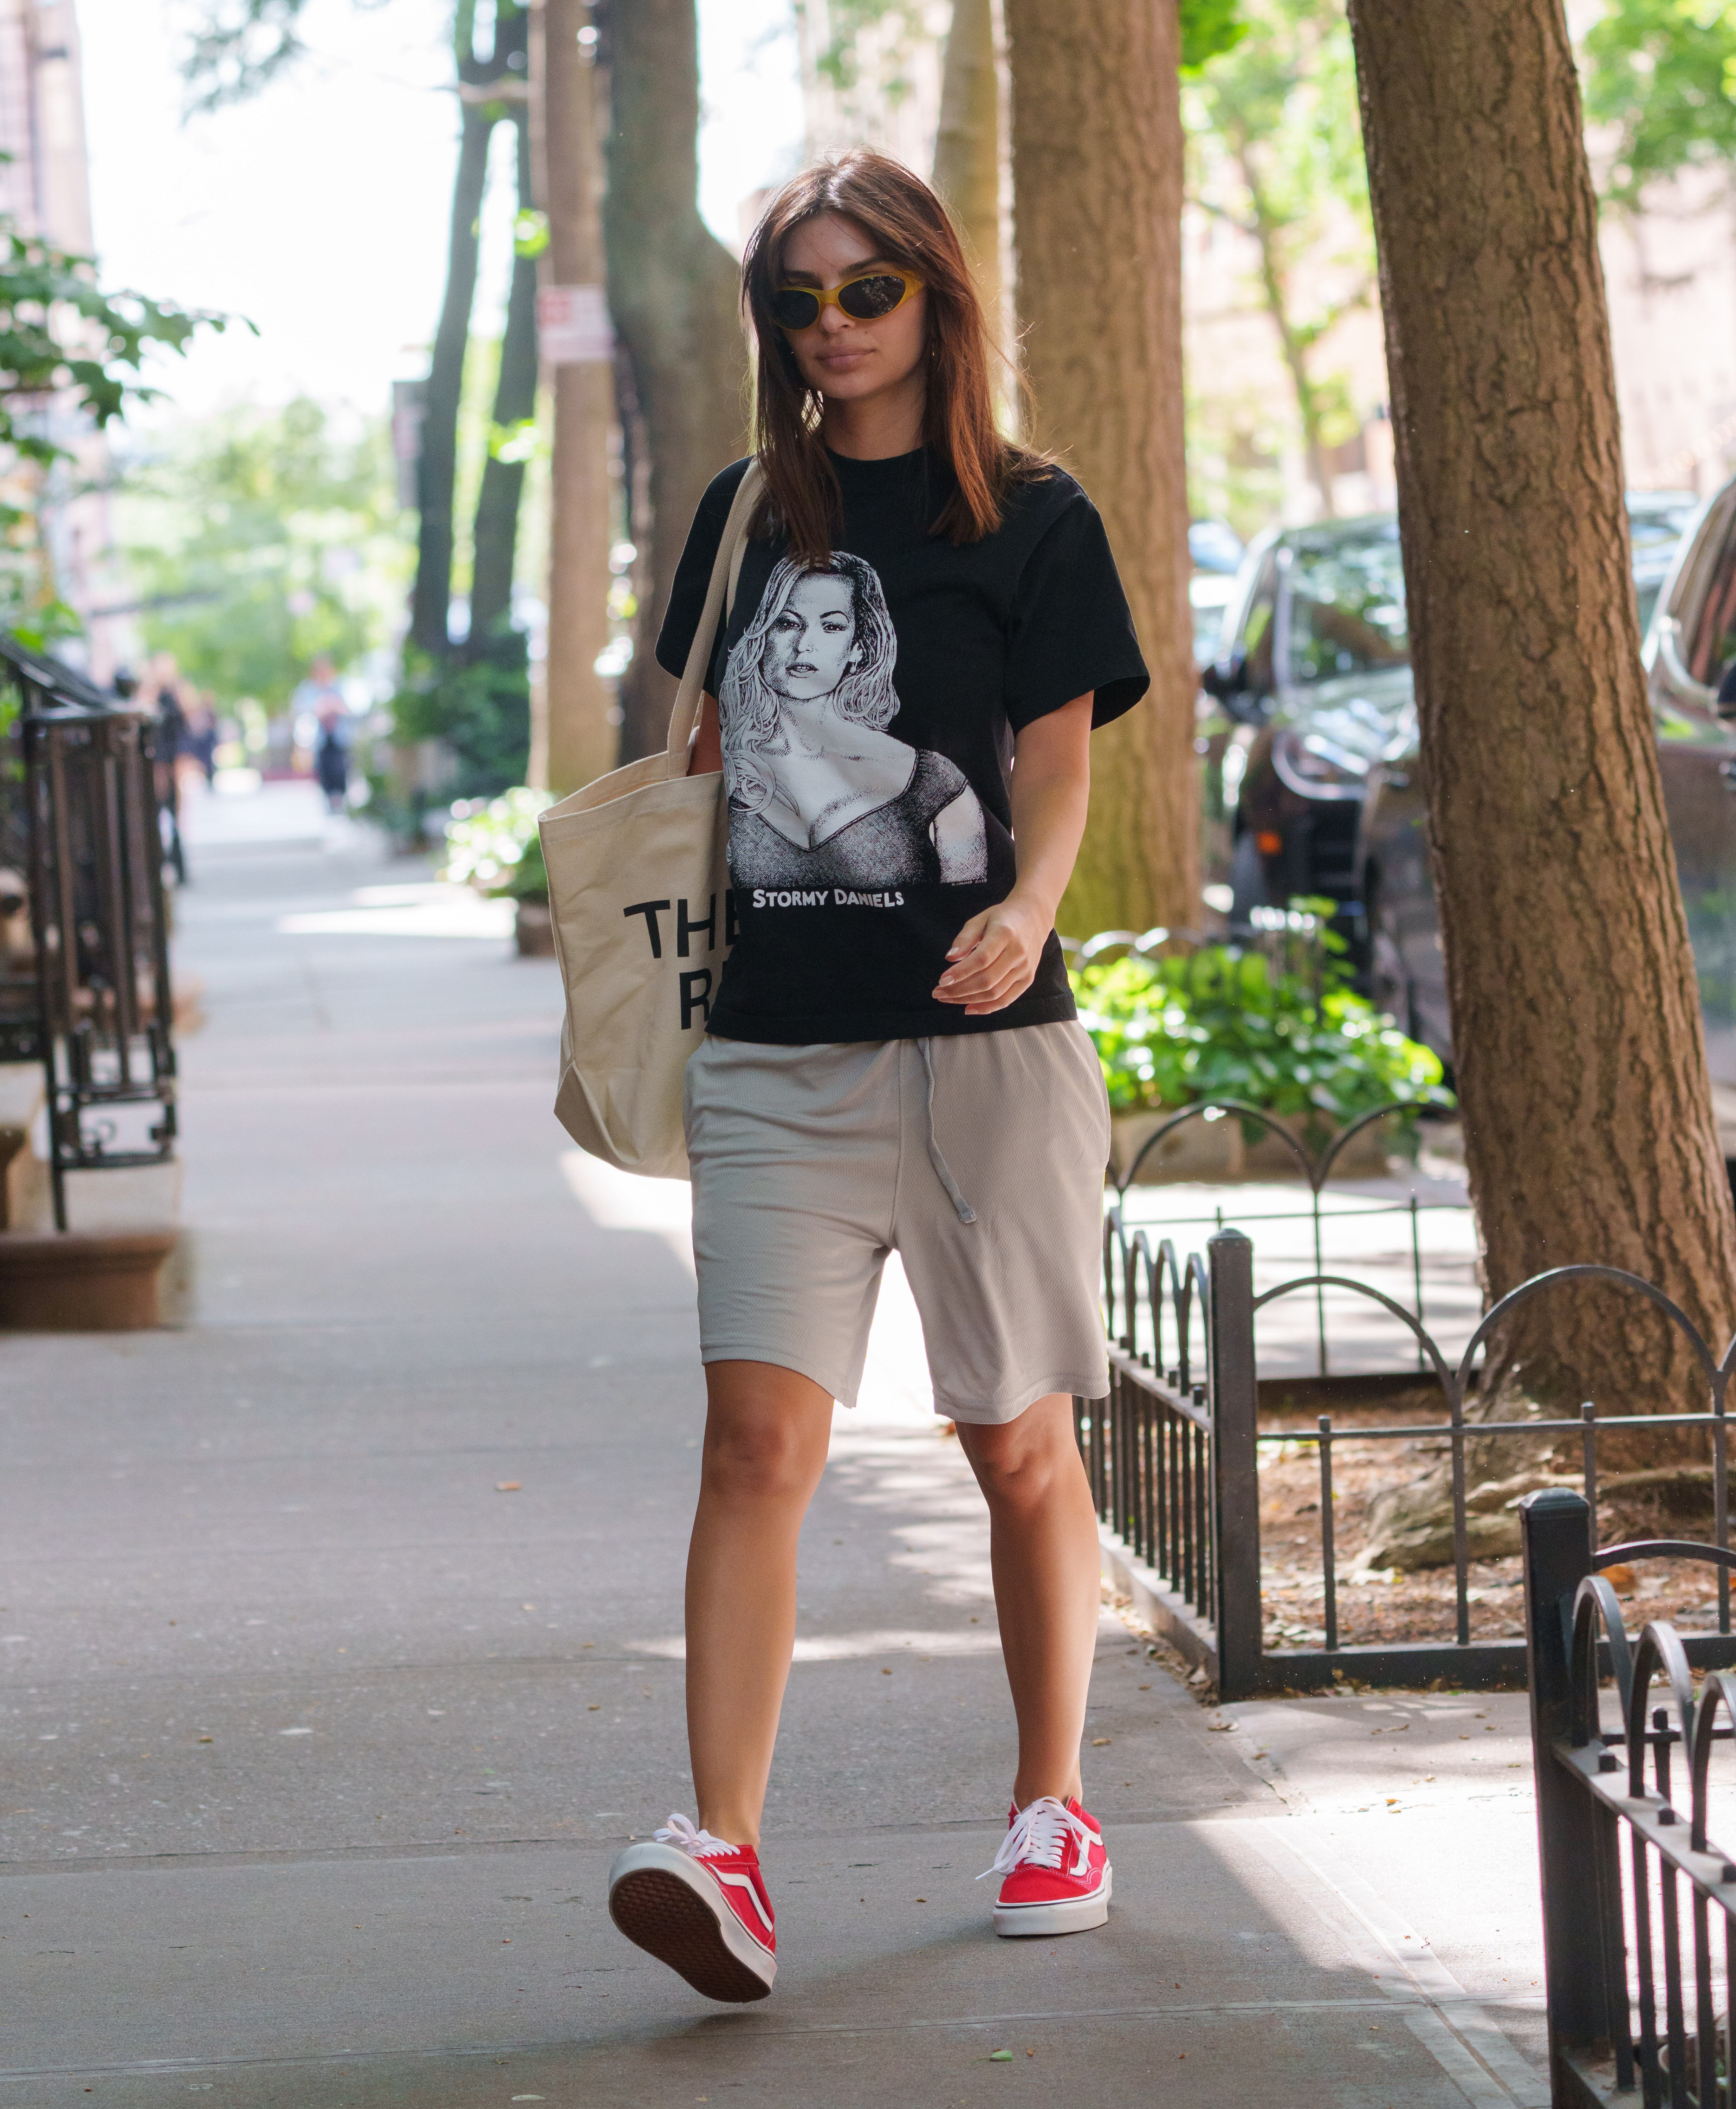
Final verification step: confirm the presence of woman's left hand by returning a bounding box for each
[933,892,1051,1015]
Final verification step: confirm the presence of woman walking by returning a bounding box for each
[606,149,1149,2003]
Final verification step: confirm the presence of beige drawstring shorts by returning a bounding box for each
[682,1022,1111,1423]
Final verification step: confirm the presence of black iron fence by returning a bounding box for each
[1523,1488,1736,2106]
[1112,1094,1472,1380]
[0,638,176,1228]
[1086,1217,1736,1696]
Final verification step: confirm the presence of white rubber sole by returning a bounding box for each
[992,1862,1113,1938]
[607,1842,777,2001]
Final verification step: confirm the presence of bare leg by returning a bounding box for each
[954,1395,1101,1808]
[685,1359,835,1848]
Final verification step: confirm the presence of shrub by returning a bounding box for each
[1071,919,1451,1142]
[391,636,531,800]
[441,785,553,897]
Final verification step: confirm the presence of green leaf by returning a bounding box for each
[1181,0,1249,72]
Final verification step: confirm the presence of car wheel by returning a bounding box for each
[1230,829,1269,925]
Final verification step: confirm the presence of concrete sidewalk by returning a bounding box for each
[3,787,1551,2107]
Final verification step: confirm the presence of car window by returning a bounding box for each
[1238,557,1278,694]
[1287,528,1410,686]
[1685,507,1736,690]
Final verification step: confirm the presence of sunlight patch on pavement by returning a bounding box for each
[627,1626,1002,1662]
[277,883,513,940]
[560,1150,694,1275]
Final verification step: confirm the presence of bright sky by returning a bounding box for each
[77,0,804,425]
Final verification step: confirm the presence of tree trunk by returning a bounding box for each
[1004,0,1197,938]
[933,0,1004,341]
[536,0,617,795]
[468,109,541,659]
[600,0,748,764]
[411,100,495,658]
[1346,0,1736,1454]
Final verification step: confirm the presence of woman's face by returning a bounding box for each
[761,574,859,703]
[776,213,928,407]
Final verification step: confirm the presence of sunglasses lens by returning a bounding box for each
[838,273,910,319]
[771,289,822,330]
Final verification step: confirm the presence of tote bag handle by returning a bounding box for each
[661,460,764,773]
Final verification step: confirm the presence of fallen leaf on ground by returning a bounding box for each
[1092,1736,1111,1746]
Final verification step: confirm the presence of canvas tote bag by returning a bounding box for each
[539,460,762,1180]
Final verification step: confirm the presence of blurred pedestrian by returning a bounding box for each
[294,656,350,812]
[186,692,220,786]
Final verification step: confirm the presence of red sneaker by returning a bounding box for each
[980,1794,1112,1936]
[607,1814,777,2001]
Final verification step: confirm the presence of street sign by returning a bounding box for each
[537,284,613,366]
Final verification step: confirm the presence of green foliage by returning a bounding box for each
[0,230,228,468]
[1071,928,1451,1136]
[1182,0,1375,520]
[391,636,532,801]
[118,398,407,707]
[0,219,229,641]
[441,783,553,895]
[180,0,312,114]
[1181,0,1249,72]
[181,0,499,112]
[1581,0,1736,208]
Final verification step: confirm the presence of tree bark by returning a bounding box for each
[468,109,541,659]
[600,0,748,765]
[412,100,494,658]
[1346,0,1736,1450]
[536,0,617,794]
[1004,0,1197,937]
[933,0,1004,341]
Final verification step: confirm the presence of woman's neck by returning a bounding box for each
[820,368,926,460]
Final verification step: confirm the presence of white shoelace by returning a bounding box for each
[977,1795,1094,1882]
[654,1812,736,1859]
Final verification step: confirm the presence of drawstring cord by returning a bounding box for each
[917,1038,977,1225]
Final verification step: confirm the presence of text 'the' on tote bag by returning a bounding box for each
[538,460,762,1179]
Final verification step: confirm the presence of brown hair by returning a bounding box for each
[739,148,1043,564]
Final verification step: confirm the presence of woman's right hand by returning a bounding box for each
[688,692,724,775]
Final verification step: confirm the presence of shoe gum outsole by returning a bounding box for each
[609,1867,773,2003]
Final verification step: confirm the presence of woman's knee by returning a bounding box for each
[702,1415,824,1503]
[959,1405,1081,1510]
[700,1366,831,1504]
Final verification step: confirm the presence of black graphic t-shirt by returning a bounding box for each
[655,447,1149,1044]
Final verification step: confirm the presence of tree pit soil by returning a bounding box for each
[1257,1403,1732,1651]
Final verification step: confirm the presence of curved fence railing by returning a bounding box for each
[1524,1491,1736,2106]
[1084,1221,1736,1697]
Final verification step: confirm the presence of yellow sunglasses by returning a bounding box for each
[770,269,924,333]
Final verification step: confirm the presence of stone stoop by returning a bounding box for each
[0,1227,179,1329]
[0,1061,185,1329]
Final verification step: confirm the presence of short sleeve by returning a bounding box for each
[1004,490,1150,731]
[654,457,754,685]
